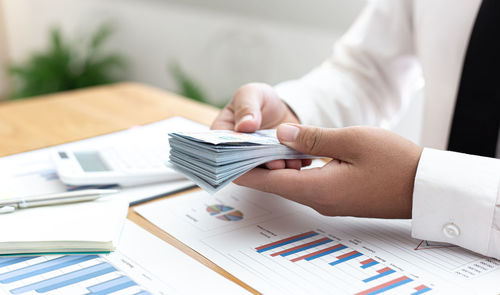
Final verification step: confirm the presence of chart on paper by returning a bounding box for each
[251,230,430,295]
[205,214,500,294]
[135,184,500,295]
[0,253,169,295]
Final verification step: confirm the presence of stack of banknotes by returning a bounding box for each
[168,130,316,194]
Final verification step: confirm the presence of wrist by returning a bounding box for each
[281,100,300,124]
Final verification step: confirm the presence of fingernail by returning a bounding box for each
[278,124,299,142]
[237,114,254,126]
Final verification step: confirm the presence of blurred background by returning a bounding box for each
[0,0,422,142]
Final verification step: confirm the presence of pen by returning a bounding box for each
[0,189,120,214]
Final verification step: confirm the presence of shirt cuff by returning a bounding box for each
[412,148,500,257]
[274,80,317,126]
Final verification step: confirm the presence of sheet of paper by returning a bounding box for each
[135,184,500,295]
[0,117,206,205]
[0,220,249,295]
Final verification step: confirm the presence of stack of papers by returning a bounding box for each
[0,199,128,255]
[168,130,315,193]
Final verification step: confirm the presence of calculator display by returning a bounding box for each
[74,151,111,172]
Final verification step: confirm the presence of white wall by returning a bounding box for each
[1,0,365,106]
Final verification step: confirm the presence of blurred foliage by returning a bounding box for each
[169,62,207,104]
[168,62,228,108]
[7,24,126,99]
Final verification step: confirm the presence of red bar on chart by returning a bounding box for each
[329,250,363,266]
[415,285,427,291]
[290,244,345,262]
[377,267,392,274]
[355,276,413,295]
[255,231,318,253]
[360,258,375,265]
[337,251,359,260]
[270,237,330,257]
[412,284,432,294]
[360,258,379,269]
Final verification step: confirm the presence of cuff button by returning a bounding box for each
[442,223,460,238]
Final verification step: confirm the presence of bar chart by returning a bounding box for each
[253,231,432,295]
[0,253,161,294]
[138,184,500,294]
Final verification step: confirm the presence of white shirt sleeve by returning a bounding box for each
[275,0,420,129]
[412,148,500,259]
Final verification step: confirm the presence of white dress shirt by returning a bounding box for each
[274,0,500,259]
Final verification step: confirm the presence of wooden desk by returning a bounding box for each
[0,83,258,294]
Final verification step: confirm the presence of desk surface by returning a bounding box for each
[0,83,258,294]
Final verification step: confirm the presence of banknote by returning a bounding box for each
[168,130,316,194]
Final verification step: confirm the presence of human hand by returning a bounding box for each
[235,124,423,219]
[211,83,309,169]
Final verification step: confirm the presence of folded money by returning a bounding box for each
[168,130,316,194]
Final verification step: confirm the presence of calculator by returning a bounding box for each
[53,145,184,186]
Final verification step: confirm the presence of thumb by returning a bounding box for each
[232,89,263,133]
[277,123,356,161]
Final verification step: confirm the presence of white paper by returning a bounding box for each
[118,220,250,295]
[0,220,249,294]
[0,117,206,205]
[135,184,500,294]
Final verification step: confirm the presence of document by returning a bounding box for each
[135,184,500,294]
[168,129,316,193]
[0,220,249,294]
[0,117,205,205]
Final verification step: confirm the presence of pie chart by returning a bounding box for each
[206,204,244,221]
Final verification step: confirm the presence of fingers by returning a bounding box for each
[234,167,323,207]
[211,108,235,130]
[285,159,302,170]
[232,84,264,132]
[265,160,286,170]
[277,124,359,162]
[264,159,303,170]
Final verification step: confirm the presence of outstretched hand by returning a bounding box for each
[235,124,423,219]
[211,83,310,169]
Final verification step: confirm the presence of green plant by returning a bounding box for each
[169,62,208,104]
[169,62,229,108]
[7,24,126,99]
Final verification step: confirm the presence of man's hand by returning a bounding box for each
[211,83,308,169]
[235,124,423,219]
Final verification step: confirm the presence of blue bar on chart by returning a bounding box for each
[255,231,318,253]
[271,237,332,257]
[0,255,98,284]
[290,244,347,262]
[360,258,379,269]
[9,262,117,294]
[355,276,413,295]
[411,284,432,295]
[362,267,396,283]
[329,250,363,266]
[87,275,137,294]
[0,255,153,295]
[0,257,37,268]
